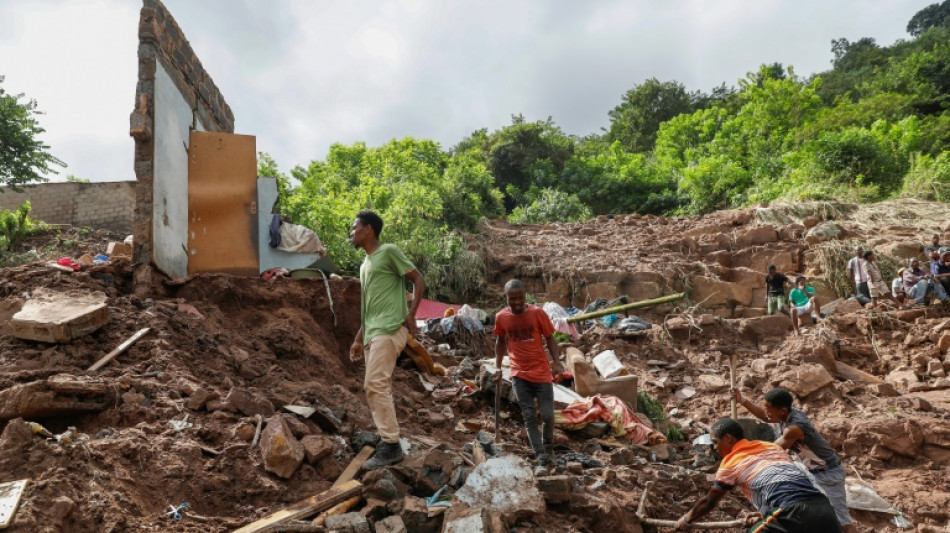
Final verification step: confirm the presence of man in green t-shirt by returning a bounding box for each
[348,210,425,469]
[789,276,821,335]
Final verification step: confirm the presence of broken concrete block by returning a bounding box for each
[106,241,133,257]
[300,434,335,465]
[260,415,304,479]
[696,374,729,392]
[361,468,409,501]
[324,511,370,533]
[536,475,572,504]
[455,456,544,520]
[375,515,408,533]
[10,289,109,343]
[441,504,492,533]
[226,387,275,417]
[870,382,900,397]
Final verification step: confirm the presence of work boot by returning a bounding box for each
[363,441,404,470]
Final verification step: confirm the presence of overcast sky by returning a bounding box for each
[0,0,930,183]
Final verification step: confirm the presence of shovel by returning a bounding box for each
[494,378,501,443]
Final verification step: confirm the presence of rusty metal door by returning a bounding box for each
[187,131,258,276]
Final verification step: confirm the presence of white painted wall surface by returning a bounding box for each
[152,62,204,279]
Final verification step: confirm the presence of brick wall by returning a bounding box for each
[129,0,234,291]
[0,181,135,234]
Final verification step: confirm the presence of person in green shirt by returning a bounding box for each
[789,276,821,335]
[348,210,425,469]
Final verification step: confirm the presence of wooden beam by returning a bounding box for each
[310,446,375,526]
[88,328,150,371]
[231,480,361,533]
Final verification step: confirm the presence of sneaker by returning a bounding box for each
[537,453,552,467]
[363,441,405,470]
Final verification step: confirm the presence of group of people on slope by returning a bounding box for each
[348,208,856,532]
[764,265,824,335]
[849,236,950,308]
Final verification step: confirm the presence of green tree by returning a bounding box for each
[0,76,65,190]
[908,1,950,37]
[607,78,695,153]
[257,152,292,207]
[509,188,591,224]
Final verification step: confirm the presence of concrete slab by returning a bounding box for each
[455,456,544,519]
[10,289,109,343]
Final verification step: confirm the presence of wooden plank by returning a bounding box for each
[334,446,374,488]
[231,480,361,533]
[0,479,28,529]
[472,442,487,465]
[87,328,150,371]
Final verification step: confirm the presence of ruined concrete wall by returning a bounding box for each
[0,181,135,234]
[129,0,234,288]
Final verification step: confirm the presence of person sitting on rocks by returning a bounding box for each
[764,265,790,316]
[903,257,948,305]
[789,276,821,335]
[729,389,855,532]
[862,250,905,309]
[846,245,870,306]
[493,279,563,467]
[892,270,907,306]
[675,418,841,532]
[932,250,950,296]
[925,234,942,257]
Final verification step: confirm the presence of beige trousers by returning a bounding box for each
[364,327,408,443]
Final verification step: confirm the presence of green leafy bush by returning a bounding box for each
[508,188,591,224]
[0,201,45,251]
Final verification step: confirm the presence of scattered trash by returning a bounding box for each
[674,386,697,400]
[165,502,190,520]
[168,415,193,432]
[592,350,626,378]
[425,486,452,508]
[283,405,317,418]
[845,478,912,528]
[692,434,713,446]
[555,452,603,469]
[27,421,53,438]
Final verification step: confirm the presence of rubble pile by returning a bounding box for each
[1,199,949,532]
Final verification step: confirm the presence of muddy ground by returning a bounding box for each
[1,200,949,532]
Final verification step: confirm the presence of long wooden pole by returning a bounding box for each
[636,481,744,529]
[566,293,686,323]
[729,353,737,419]
[87,328,150,371]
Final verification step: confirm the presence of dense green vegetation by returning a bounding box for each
[269,2,950,299]
[0,76,64,189]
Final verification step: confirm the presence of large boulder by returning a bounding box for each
[805,222,844,246]
[260,415,305,478]
[736,315,793,339]
[692,277,753,308]
[776,364,835,398]
[455,456,544,520]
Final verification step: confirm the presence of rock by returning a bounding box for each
[283,415,311,438]
[400,495,444,533]
[10,289,110,343]
[691,277,753,308]
[777,364,835,397]
[310,404,343,434]
[441,504,492,533]
[226,388,275,417]
[351,430,380,452]
[927,359,944,375]
[939,332,950,354]
[865,419,923,458]
[674,386,697,400]
[734,226,778,248]
[802,215,820,229]
[324,512,370,533]
[375,515,408,533]
[609,448,636,466]
[804,222,844,246]
[751,358,777,373]
[362,468,409,501]
[870,383,900,397]
[455,456,545,520]
[880,241,922,260]
[48,495,76,521]
[185,388,218,411]
[417,447,463,495]
[736,315,792,338]
[911,397,934,412]
[260,415,304,479]
[886,369,920,390]
[121,391,145,405]
[933,377,950,389]
[536,475,572,504]
[359,497,389,523]
[300,434,335,464]
[697,374,729,392]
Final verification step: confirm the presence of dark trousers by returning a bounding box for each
[855,282,871,305]
[748,497,842,533]
[512,377,554,456]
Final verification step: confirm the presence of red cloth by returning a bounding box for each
[416,298,458,320]
[56,257,81,271]
[494,305,555,384]
[557,395,667,445]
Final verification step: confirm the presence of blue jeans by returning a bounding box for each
[512,377,554,457]
[908,279,948,304]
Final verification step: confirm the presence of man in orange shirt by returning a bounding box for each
[493,279,564,466]
[675,418,840,532]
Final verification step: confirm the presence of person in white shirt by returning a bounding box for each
[846,246,870,306]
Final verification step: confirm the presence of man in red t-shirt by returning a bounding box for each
[493,279,563,465]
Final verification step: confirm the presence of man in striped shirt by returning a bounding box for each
[675,418,840,532]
